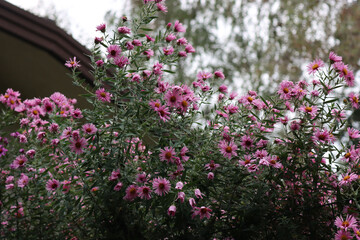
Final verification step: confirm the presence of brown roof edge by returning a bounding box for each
[0,0,95,85]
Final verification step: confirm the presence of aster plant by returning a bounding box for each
[0,1,360,240]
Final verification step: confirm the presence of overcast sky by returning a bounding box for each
[6,0,128,46]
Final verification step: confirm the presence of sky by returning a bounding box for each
[5,0,128,47]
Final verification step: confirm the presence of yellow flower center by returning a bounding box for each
[344,152,351,158]
[165,152,172,159]
[343,176,350,181]
[312,63,319,70]
[283,88,289,94]
[225,146,232,153]
[305,106,312,112]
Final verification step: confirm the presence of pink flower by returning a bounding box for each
[167,205,176,216]
[192,206,212,219]
[0,145,8,157]
[185,44,195,53]
[240,135,253,150]
[117,26,131,34]
[165,89,182,108]
[163,46,174,55]
[125,42,134,50]
[109,169,121,181]
[194,189,204,199]
[132,39,142,46]
[156,3,167,12]
[214,71,225,80]
[177,192,185,203]
[156,105,171,122]
[10,155,28,169]
[207,172,214,180]
[96,23,106,32]
[114,182,123,191]
[267,155,283,169]
[219,84,228,93]
[307,59,324,75]
[335,215,357,230]
[107,45,121,59]
[17,174,29,188]
[189,198,196,207]
[137,186,152,200]
[145,34,155,42]
[136,173,148,183]
[165,33,176,42]
[70,137,88,154]
[175,181,184,190]
[94,37,103,44]
[349,92,360,109]
[114,56,129,68]
[174,20,186,32]
[177,37,188,46]
[339,173,358,186]
[311,128,335,144]
[152,177,171,196]
[143,49,154,59]
[123,185,138,201]
[46,179,60,192]
[329,51,342,63]
[180,146,189,162]
[96,88,112,103]
[205,160,220,171]
[218,140,238,159]
[159,146,176,163]
[82,123,97,135]
[277,80,294,100]
[65,57,80,68]
[335,230,352,240]
[299,105,318,119]
[348,127,360,139]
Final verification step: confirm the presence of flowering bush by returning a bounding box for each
[0,1,360,239]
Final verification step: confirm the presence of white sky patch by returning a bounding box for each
[5,0,126,47]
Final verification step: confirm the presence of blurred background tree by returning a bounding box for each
[103,0,359,94]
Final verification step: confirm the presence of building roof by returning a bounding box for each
[0,0,94,103]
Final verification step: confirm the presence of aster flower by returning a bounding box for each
[156,105,171,122]
[174,20,186,32]
[123,185,138,201]
[132,39,142,46]
[95,88,112,103]
[145,34,155,42]
[218,140,238,159]
[180,146,189,162]
[334,230,352,240]
[177,192,185,203]
[349,92,360,109]
[185,44,195,53]
[65,57,81,68]
[299,105,318,119]
[167,205,176,216]
[70,137,88,154]
[311,128,335,144]
[267,155,283,169]
[109,169,121,181]
[10,155,28,169]
[240,135,254,150]
[46,179,60,192]
[348,127,360,139]
[192,206,212,219]
[96,23,106,32]
[82,123,97,135]
[165,89,182,108]
[277,80,294,100]
[117,26,131,34]
[214,70,225,80]
[137,186,152,200]
[156,3,167,12]
[165,33,176,42]
[339,173,358,186]
[307,59,324,75]
[163,46,174,55]
[335,215,357,230]
[143,49,154,59]
[114,182,123,191]
[107,45,121,59]
[0,145,8,157]
[159,146,176,163]
[114,56,129,68]
[194,189,204,199]
[177,37,188,46]
[329,51,342,63]
[152,177,171,196]
[17,173,29,188]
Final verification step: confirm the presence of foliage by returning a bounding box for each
[0,2,359,239]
